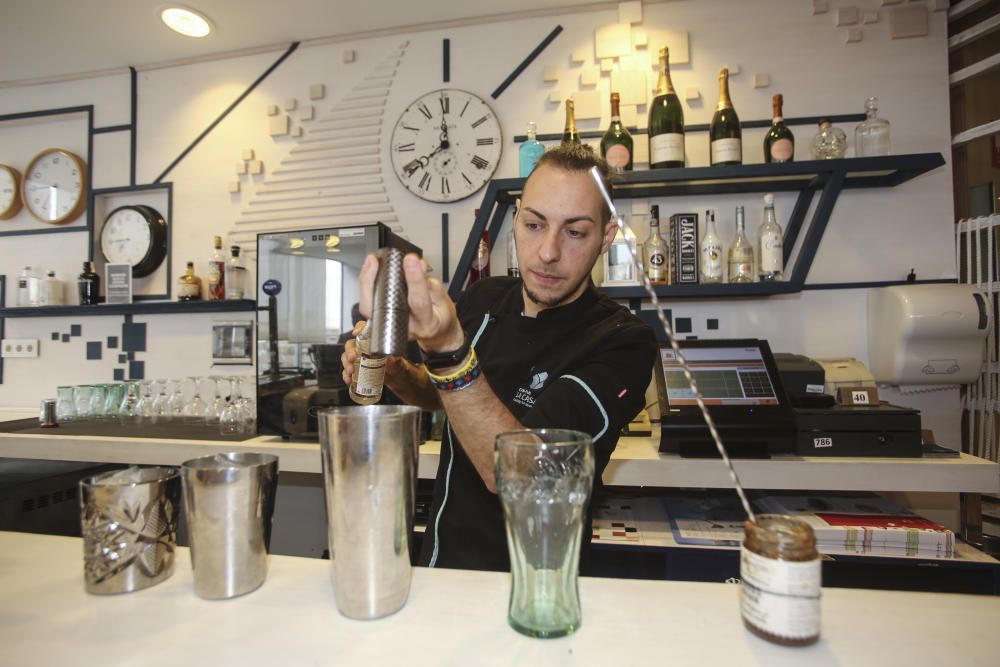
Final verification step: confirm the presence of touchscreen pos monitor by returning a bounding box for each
[653,339,796,458]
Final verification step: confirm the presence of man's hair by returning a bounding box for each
[528,143,614,223]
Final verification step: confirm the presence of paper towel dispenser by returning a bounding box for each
[867,284,990,385]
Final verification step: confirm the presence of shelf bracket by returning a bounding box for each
[789,169,846,287]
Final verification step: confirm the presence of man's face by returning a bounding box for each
[515,164,616,315]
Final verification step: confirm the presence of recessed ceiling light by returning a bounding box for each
[161,6,213,38]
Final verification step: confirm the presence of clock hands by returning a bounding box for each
[401,123,453,178]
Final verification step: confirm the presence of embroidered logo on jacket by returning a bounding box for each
[529,372,549,390]
[514,369,549,408]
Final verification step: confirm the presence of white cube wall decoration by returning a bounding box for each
[595,23,632,59]
[932,0,948,10]
[228,181,241,194]
[753,73,771,88]
[618,1,642,24]
[284,98,297,111]
[343,49,356,63]
[269,115,289,136]
[836,7,859,26]
[548,90,565,104]
[844,27,863,42]
[573,90,602,119]
[649,30,690,64]
[235,161,247,175]
[632,29,648,48]
[241,149,254,161]
[812,0,829,14]
[248,160,263,175]
[632,138,649,165]
[291,125,303,138]
[685,87,701,102]
[611,70,647,106]
[600,58,615,73]
[266,104,279,116]
[571,47,589,64]
[889,5,928,38]
[580,65,600,87]
[300,105,314,121]
[725,64,741,76]
[863,10,879,24]
[309,84,325,100]
[543,65,560,83]
[619,104,638,127]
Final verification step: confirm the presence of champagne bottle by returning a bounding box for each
[519,121,545,176]
[561,99,581,146]
[600,92,633,172]
[727,206,754,283]
[349,321,386,405]
[642,205,669,285]
[710,68,742,166]
[757,193,784,282]
[648,47,685,169]
[700,210,723,284]
[763,94,795,163]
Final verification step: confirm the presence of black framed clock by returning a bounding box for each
[99,204,168,278]
[390,89,502,203]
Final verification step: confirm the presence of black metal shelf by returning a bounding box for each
[448,153,946,300]
[0,299,257,318]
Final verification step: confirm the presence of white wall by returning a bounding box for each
[0,0,959,443]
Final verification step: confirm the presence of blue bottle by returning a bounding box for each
[518,122,545,177]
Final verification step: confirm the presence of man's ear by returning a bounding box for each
[600,218,618,254]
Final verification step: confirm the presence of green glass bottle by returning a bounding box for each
[600,92,633,172]
[763,94,795,163]
[648,47,685,169]
[709,68,742,166]
[561,99,581,146]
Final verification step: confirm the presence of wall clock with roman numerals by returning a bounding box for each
[390,89,502,203]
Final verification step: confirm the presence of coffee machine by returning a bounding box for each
[256,223,420,439]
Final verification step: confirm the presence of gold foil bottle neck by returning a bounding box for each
[716,68,732,111]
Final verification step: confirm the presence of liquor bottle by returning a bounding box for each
[700,210,724,284]
[507,219,519,278]
[648,46,685,169]
[77,261,101,305]
[469,228,490,285]
[642,205,669,285]
[757,193,784,282]
[40,270,63,306]
[349,321,386,405]
[600,92,633,173]
[561,99,581,146]
[177,261,203,301]
[727,206,754,283]
[519,121,545,177]
[16,266,39,307]
[710,68,742,166]
[855,96,890,156]
[207,236,226,300]
[763,94,794,163]
[225,246,246,299]
[811,119,847,159]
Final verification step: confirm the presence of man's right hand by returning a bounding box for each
[339,320,366,386]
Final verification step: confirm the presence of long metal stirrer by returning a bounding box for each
[589,167,756,522]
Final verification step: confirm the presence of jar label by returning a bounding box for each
[355,357,386,397]
[711,138,742,164]
[650,133,684,164]
[770,138,793,162]
[759,232,783,272]
[605,144,631,169]
[740,545,821,640]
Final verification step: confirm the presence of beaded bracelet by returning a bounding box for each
[426,348,480,391]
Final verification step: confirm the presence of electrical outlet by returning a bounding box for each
[1,338,40,358]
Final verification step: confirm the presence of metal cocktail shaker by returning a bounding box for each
[318,405,420,619]
[369,247,409,357]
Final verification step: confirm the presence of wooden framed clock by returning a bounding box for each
[390,89,502,203]
[21,148,88,224]
[0,164,22,220]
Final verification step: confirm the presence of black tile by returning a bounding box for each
[685,335,698,340]
[127,351,135,361]
[70,324,82,337]
[61,334,70,343]
[122,322,146,352]
[118,354,127,364]
[128,360,145,380]
[107,336,118,349]
[707,318,719,330]
[51,332,59,341]
[86,342,102,360]
[675,317,693,334]
[113,368,124,381]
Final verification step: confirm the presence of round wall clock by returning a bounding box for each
[21,148,87,224]
[99,204,168,278]
[0,164,22,220]
[390,89,502,203]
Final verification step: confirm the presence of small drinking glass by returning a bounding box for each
[136,381,155,422]
[74,385,94,420]
[219,397,242,435]
[166,380,185,417]
[182,376,208,420]
[206,376,229,424]
[119,381,141,423]
[88,384,109,419]
[103,382,125,419]
[496,429,595,639]
[151,379,171,422]
[56,386,77,422]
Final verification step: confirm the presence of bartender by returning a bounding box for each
[342,144,657,571]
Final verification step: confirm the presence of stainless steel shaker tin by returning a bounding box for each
[370,247,409,357]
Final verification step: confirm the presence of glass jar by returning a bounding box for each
[855,96,890,156]
[740,514,821,646]
[810,119,846,159]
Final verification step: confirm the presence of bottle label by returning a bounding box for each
[769,138,793,162]
[701,242,723,279]
[740,545,821,640]
[177,282,201,299]
[605,144,631,169]
[760,231,783,273]
[354,356,387,397]
[650,133,684,164]
[648,250,667,280]
[711,138,742,164]
[730,260,753,278]
[207,261,225,299]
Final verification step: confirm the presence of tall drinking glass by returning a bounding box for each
[496,429,594,639]
[119,381,141,423]
[89,384,109,419]
[56,386,76,422]
[103,382,125,420]
[74,385,94,420]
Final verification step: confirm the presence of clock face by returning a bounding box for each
[100,205,168,278]
[390,89,502,203]
[0,164,22,220]
[22,148,87,224]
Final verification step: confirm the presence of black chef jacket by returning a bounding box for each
[418,276,657,571]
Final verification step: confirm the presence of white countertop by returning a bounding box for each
[2,530,997,667]
[1,415,997,493]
